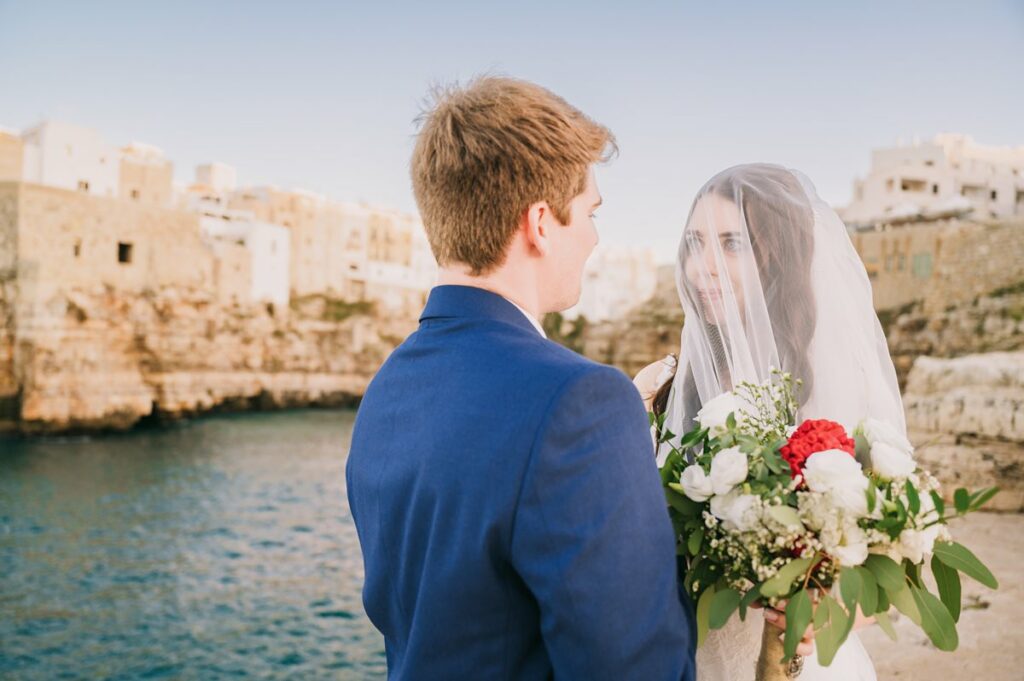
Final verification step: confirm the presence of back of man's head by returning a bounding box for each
[411,76,616,276]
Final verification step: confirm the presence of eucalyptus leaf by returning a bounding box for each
[864,554,905,591]
[687,527,704,557]
[931,554,962,622]
[839,566,862,615]
[767,505,803,529]
[968,487,999,512]
[696,586,715,648]
[933,541,998,589]
[905,480,921,515]
[854,566,878,616]
[874,609,897,641]
[911,586,959,651]
[760,557,814,598]
[709,588,742,630]
[783,589,813,662]
[954,488,970,514]
[889,585,922,626]
[813,595,850,667]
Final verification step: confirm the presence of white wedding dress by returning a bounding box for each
[642,164,905,680]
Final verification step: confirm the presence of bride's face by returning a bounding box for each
[682,193,757,325]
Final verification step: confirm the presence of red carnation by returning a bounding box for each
[779,419,855,479]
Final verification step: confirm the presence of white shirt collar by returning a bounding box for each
[505,298,547,338]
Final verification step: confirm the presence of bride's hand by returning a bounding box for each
[758,602,815,657]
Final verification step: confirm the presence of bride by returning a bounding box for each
[635,164,906,680]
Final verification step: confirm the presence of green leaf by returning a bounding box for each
[905,480,921,515]
[665,487,702,517]
[929,490,945,518]
[726,412,737,430]
[876,583,890,613]
[931,554,962,622]
[760,557,814,598]
[709,588,742,630]
[968,487,999,511]
[889,585,921,626]
[783,589,813,662]
[678,427,708,450]
[696,585,715,648]
[911,586,959,651]
[813,594,851,667]
[933,541,998,589]
[854,566,878,616]
[687,527,704,557]
[866,483,877,514]
[874,609,897,641]
[839,567,862,616]
[739,584,762,621]
[767,505,802,529]
[864,554,905,591]
[954,488,970,514]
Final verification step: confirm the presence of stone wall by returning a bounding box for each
[904,353,1024,512]
[925,219,1024,314]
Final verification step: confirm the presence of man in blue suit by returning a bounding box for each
[346,76,696,680]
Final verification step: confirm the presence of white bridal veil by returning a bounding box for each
[664,163,905,447]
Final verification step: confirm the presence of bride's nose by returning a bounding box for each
[701,244,720,279]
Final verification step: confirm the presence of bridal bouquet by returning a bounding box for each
[654,372,999,680]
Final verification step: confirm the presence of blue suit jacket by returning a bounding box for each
[346,285,696,680]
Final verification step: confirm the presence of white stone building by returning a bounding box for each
[568,246,659,322]
[842,134,1024,227]
[196,162,237,195]
[20,121,121,198]
[199,210,291,306]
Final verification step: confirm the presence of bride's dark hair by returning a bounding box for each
[652,166,816,424]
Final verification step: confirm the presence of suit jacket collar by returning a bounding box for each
[420,285,543,337]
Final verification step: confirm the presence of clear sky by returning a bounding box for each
[1,1,1021,257]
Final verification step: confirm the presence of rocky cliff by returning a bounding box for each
[0,284,413,435]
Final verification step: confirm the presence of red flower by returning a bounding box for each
[779,419,855,479]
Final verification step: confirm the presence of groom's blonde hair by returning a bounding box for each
[411,76,616,275]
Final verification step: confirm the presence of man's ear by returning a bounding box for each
[523,200,551,257]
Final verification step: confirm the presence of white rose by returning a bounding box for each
[709,446,749,495]
[710,490,759,532]
[679,466,714,502]
[897,524,941,564]
[697,392,747,437]
[870,441,916,481]
[862,418,914,455]
[830,524,870,567]
[803,449,869,517]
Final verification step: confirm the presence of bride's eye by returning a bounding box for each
[722,236,748,253]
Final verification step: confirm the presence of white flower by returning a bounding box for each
[862,418,914,455]
[802,449,869,517]
[709,446,749,495]
[709,490,760,532]
[697,392,747,437]
[870,441,916,481]
[829,523,870,567]
[898,525,942,564]
[680,466,714,502]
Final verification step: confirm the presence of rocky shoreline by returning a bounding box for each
[0,285,410,436]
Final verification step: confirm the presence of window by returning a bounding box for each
[901,178,927,192]
[912,253,933,279]
[118,242,133,264]
[991,190,998,200]
[77,180,90,192]
[73,240,82,258]
[932,184,939,194]
[131,189,140,200]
